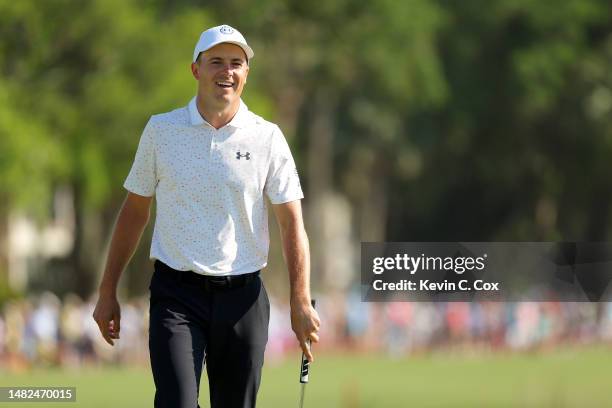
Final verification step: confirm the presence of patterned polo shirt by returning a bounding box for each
[124,97,303,276]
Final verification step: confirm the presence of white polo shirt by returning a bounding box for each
[124,97,303,276]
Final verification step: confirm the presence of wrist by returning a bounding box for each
[98,283,118,299]
[290,295,311,309]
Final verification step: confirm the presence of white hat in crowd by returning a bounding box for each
[193,24,254,63]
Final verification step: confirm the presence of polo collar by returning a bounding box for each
[188,97,251,129]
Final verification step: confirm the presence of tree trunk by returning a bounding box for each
[306,89,336,290]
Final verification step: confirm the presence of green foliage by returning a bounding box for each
[0,0,213,212]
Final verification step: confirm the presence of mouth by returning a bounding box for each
[216,80,234,89]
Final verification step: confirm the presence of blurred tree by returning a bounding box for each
[0,0,213,296]
[389,0,612,242]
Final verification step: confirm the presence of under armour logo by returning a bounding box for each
[236,151,251,160]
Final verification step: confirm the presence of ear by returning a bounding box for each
[191,62,200,80]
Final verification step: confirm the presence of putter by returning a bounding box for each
[298,299,316,408]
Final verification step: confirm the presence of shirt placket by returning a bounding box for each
[210,128,220,160]
[204,124,218,160]
[208,129,215,160]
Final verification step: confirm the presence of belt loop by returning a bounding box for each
[176,270,184,284]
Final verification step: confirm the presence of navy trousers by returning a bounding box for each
[148,261,270,408]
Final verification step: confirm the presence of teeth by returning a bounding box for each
[216,81,232,87]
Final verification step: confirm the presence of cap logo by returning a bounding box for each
[220,25,234,35]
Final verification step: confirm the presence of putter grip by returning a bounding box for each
[299,299,316,384]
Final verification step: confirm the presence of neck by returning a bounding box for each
[196,95,240,129]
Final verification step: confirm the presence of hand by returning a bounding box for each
[92,295,121,346]
[290,302,320,362]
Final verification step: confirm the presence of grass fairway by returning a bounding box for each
[0,347,610,407]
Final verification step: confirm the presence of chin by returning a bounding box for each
[215,95,232,104]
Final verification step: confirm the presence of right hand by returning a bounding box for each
[92,296,121,346]
[290,301,320,362]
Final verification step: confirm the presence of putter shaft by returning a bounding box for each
[299,383,306,408]
[298,342,310,408]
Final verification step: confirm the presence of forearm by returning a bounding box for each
[281,224,311,307]
[272,201,320,357]
[98,202,150,297]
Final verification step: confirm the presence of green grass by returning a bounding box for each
[0,347,611,407]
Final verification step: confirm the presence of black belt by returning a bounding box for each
[154,260,259,290]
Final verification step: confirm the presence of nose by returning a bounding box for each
[221,62,233,74]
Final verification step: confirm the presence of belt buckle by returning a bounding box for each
[210,276,230,287]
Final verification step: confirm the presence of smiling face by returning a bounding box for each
[191,43,249,113]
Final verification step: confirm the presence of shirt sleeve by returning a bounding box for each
[123,117,158,197]
[264,126,304,204]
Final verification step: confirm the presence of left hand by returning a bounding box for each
[290,301,321,362]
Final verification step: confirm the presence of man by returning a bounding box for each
[92,24,320,408]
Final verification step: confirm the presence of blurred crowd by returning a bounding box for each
[1,289,612,370]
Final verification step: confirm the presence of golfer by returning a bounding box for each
[93,24,320,408]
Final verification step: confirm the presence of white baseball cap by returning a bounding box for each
[192,24,254,63]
